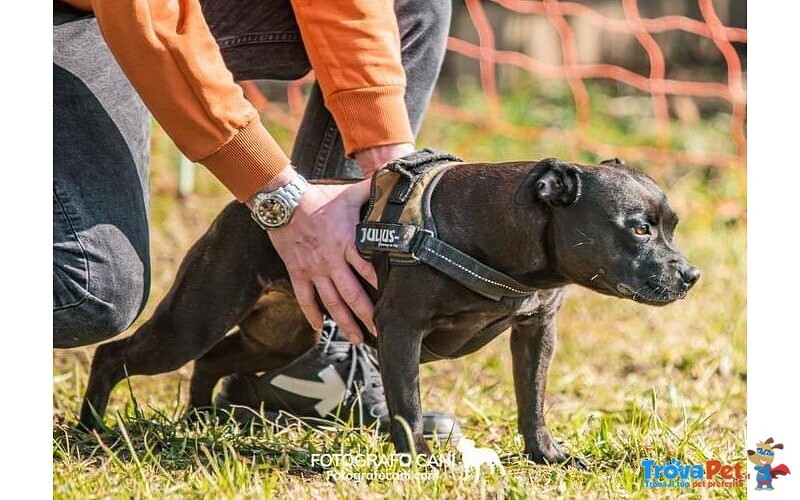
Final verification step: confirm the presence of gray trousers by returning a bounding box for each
[53,0,451,348]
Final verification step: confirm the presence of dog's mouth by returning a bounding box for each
[615,282,687,306]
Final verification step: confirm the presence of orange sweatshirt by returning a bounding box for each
[62,0,413,201]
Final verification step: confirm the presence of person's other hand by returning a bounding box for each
[354,143,414,177]
[264,174,377,344]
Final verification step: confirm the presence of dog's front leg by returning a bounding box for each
[375,311,428,455]
[511,306,586,468]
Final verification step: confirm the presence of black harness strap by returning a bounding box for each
[358,149,538,301]
[380,150,462,225]
[359,222,536,301]
[411,232,537,301]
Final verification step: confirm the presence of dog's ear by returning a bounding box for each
[772,443,784,450]
[600,157,625,166]
[515,158,582,206]
[766,437,775,444]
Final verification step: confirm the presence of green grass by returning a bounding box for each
[53,87,746,498]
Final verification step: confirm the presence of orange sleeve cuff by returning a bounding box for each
[200,119,290,202]
[326,86,414,156]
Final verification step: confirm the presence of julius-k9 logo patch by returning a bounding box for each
[359,226,399,246]
[355,222,419,255]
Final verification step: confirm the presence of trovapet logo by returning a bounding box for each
[641,458,745,489]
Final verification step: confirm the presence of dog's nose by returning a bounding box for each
[681,266,701,287]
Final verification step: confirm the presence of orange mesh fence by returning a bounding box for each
[241,0,746,168]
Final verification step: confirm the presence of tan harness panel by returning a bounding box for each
[361,162,460,264]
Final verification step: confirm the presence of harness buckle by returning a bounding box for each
[410,228,434,260]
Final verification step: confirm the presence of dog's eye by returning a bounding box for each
[633,224,651,236]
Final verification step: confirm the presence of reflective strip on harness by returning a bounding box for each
[413,232,537,301]
[356,221,537,301]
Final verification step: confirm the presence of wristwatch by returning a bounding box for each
[250,174,310,229]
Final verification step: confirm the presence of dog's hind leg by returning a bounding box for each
[188,329,284,410]
[79,203,285,430]
[187,329,318,410]
[189,290,320,408]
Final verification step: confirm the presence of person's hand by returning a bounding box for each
[355,143,414,177]
[263,174,377,344]
[247,142,415,344]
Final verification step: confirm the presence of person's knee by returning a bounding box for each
[54,247,150,348]
[93,266,150,336]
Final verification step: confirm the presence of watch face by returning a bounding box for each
[256,196,291,227]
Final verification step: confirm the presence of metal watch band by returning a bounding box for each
[280,174,309,206]
[250,174,310,230]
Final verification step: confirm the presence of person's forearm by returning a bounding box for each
[245,141,414,209]
[289,0,414,157]
[89,0,288,201]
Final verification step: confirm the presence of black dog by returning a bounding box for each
[79,155,699,465]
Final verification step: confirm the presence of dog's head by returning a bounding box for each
[748,438,783,466]
[516,157,700,305]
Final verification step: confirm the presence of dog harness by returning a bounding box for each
[356,149,538,301]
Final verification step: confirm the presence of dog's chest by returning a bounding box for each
[419,293,546,360]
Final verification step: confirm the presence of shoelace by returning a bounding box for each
[354,345,388,418]
[320,319,388,419]
[320,320,359,401]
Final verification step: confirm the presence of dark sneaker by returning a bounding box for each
[215,320,462,444]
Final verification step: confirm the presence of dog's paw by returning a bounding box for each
[564,455,589,470]
[524,448,588,469]
[524,428,588,469]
